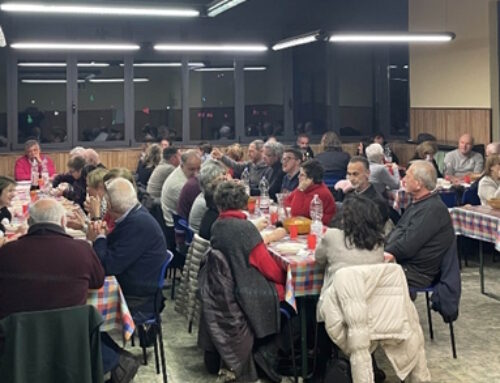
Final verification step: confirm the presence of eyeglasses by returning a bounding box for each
[281,156,297,163]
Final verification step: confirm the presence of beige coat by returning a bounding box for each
[319,263,431,383]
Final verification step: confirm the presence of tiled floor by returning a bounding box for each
[130,251,500,382]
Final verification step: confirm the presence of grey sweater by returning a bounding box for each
[220,156,269,195]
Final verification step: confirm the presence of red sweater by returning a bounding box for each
[285,182,336,225]
[14,154,56,181]
[218,210,286,301]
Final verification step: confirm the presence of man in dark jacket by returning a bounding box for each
[385,160,455,288]
[263,141,285,201]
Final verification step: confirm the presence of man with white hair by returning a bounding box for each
[486,142,500,157]
[0,198,104,319]
[444,133,484,177]
[365,143,400,196]
[88,178,167,314]
[385,160,455,288]
[14,139,56,181]
[262,141,286,201]
[84,148,105,168]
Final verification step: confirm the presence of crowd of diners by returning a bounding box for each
[0,130,498,382]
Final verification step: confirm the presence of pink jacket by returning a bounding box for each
[14,155,56,181]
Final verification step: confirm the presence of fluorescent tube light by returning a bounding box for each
[18,62,110,67]
[0,2,199,17]
[154,43,267,52]
[11,42,140,51]
[194,66,266,72]
[118,62,205,68]
[21,79,86,84]
[88,78,149,83]
[329,33,455,43]
[207,0,246,17]
[272,31,325,51]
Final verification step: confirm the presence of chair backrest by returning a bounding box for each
[439,190,457,208]
[323,171,346,188]
[0,305,104,383]
[159,250,174,288]
[461,184,481,206]
[173,212,194,248]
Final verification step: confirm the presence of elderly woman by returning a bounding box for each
[411,140,442,178]
[315,131,350,174]
[189,159,227,234]
[52,155,88,207]
[208,181,286,382]
[478,155,500,205]
[285,160,336,225]
[136,143,162,186]
[365,143,400,196]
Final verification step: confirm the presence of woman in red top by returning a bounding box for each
[285,159,336,225]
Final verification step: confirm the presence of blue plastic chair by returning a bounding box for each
[461,186,480,206]
[323,171,346,189]
[132,250,174,383]
[409,285,457,359]
[439,190,458,208]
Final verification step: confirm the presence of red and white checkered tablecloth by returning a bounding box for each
[87,276,135,342]
[450,206,500,251]
[268,236,324,311]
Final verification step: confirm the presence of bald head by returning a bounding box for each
[486,142,500,157]
[106,178,138,215]
[181,150,201,179]
[28,198,66,227]
[85,148,100,166]
[458,134,473,155]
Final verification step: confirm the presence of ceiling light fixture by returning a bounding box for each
[18,61,110,67]
[118,62,205,68]
[272,30,325,51]
[194,66,266,72]
[329,32,455,43]
[0,2,199,17]
[11,42,140,51]
[207,0,246,17]
[21,79,86,84]
[154,43,267,52]
[89,78,149,83]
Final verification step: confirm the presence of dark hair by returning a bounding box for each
[0,175,16,195]
[372,132,385,142]
[214,181,248,212]
[297,133,309,140]
[342,195,385,251]
[284,147,303,161]
[67,155,86,171]
[349,156,369,171]
[24,139,40,151]
[163,146,179,161]
[160,137,171,146]
[199,142,212,155]
[301,159,324,184]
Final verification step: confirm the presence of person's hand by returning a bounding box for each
[254,216,269,231]
[211,148,223,160]
[262,227,287,244]
[384,252,395,263]
[86,220,107,242]
[298,178,313,192]
[15,224,28,236]
[66,208,86,230]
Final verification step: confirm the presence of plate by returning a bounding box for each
[275,242,306,254]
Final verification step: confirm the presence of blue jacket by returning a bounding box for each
[93,204,167,313]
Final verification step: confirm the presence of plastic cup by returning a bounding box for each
[463,175,471,184]
[289,224,298,240]
[247,197,256,214]
[269,206,278,225]
[307,233,317,250]
[22,203,29,216]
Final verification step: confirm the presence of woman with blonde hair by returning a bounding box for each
[478,154,500,205]
[136,143,162,186]
[412,140,442,177]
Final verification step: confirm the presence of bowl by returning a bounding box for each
[487,198,500,209]
[282,216,311,235]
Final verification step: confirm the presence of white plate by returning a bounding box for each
[275,242,306,254]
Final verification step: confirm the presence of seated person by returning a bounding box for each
[372,132,399,164]
[478,155,500,205]
[444,133,484,178]
[385,160,455,288]
[315,132,350,175]
[262,141,285,201]
[294,133,314,160]
[486,142,500,157]
[52,156,88,207]
[147,146,181,199]
[285,160,336,225]
[0,176,18,246]
[281,147,302,193]
[365,143,400,197]
[14,139,56,181]
[208,181,286,382]
[411,140,442,178]
[136,143,162,187]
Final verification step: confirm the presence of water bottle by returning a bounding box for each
[41,158,49,192]
[30,159,39,189]
[241,167,250,195]
[259,176,270,214]
[310,194,323,239]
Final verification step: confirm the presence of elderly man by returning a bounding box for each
[84,148,105,168]
[147,146,181,199]
[14,139,56,181]
[0,198,104,318]
[212,139,268,195]
[294,133,314,160]
[444,133,484,177]
[281,147,302,192]
[262,141,285,201]
[385,160,455,288]
[486,142,500,157]
[88,178,167,314]
[161,150,201,251]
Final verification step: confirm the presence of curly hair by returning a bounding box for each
[301,159,324,184]
[144,143,162,169]
[342,195,385,251]
[226,143,244,162]
[321,131,342,152]
[214,181,248,212]
[416,141,438,159]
